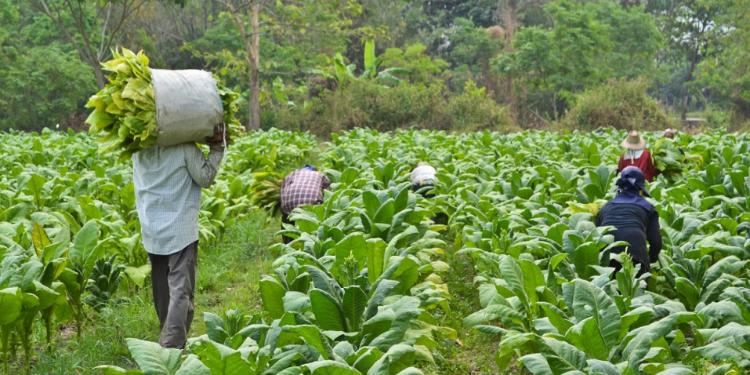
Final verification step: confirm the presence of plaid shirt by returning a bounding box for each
[280,169,330,214]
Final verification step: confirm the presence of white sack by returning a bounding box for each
[151,69,222,146]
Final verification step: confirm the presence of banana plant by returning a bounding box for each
[310,39,407,88]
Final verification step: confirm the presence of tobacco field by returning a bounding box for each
[0,128,749,374]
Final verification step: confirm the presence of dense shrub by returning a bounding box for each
[561,79,673,131]
[0,44,96,130]
[444,80,515,131]
[380,43,449,85]
[270,80,515,136]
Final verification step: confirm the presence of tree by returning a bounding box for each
[494,0,548,43]
[218,0,262,130]
[495,0,660,121]
[116,1,220,69]
[421,0,498,29]
[380,43,449,84]
[0,1,96,130]
[648,0,722,119]
[31,0,156,89]
[696,0,750,119]
[493,0,549,114]
[438,18,503,91]
[189,0,362,129]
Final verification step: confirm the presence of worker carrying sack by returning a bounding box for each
[151,69,223,147]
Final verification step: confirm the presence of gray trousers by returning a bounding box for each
[148,241,197,348]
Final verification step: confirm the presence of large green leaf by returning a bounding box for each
[0,287,23,325]
[364,297,421,350]
[519,353,554,375]
[562,280,620,350]
[125,338,183,375]
[124,264,152,288]
[566,316,609,360]
[367,344,418,375]
[367,238,386,285]
[538,302,573,335]
[283,325,333,360]
[302,360,360,375]
[365,280,399,320]
[189,339,252,375]
[70,220,102,274]
[620,312,700,373]
[310,288,346,331]
[260,276,286,319]
[542,337,587,371]
[343,286,367,331]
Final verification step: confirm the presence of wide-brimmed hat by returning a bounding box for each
[621,130,645,150]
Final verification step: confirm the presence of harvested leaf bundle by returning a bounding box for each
[85,48,156,156]
[85,48,243,158]
[249,171,284,216]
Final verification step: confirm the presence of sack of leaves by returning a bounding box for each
[85,48,243,159]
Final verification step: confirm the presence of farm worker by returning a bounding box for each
[410,162,437,196]
[132,124,227,348]
[410,162,449,223]
[280,165,331,243]
[617,130,657,181]
[595,166,662,277]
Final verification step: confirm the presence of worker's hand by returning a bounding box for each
[207,123,226,147]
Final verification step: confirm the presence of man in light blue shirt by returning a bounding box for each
[132,126,225,348]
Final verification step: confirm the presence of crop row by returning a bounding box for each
[2,128,749,374]
[0,128,316,372]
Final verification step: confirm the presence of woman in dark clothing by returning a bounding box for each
[596,166,662,276]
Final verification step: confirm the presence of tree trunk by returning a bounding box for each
[91,60,106,88]
[681,51,699,121]
[224,0,261,130]
[248,2,261,130]
[498,0,517,115]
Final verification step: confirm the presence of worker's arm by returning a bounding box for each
[321,173,331,190]
[185,144,224,188]
[647,210,662,262]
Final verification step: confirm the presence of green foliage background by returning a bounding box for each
[0,0,749,131]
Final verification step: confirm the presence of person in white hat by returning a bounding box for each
[410,162,437,196]
[617,130,657,181]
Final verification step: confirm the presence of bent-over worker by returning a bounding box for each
[595,166,662,277]
[280,165,331,243]
[410,162,437,197]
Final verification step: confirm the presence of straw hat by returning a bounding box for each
[621,130,645,150]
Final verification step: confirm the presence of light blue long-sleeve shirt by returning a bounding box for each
[132,143,223,255]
